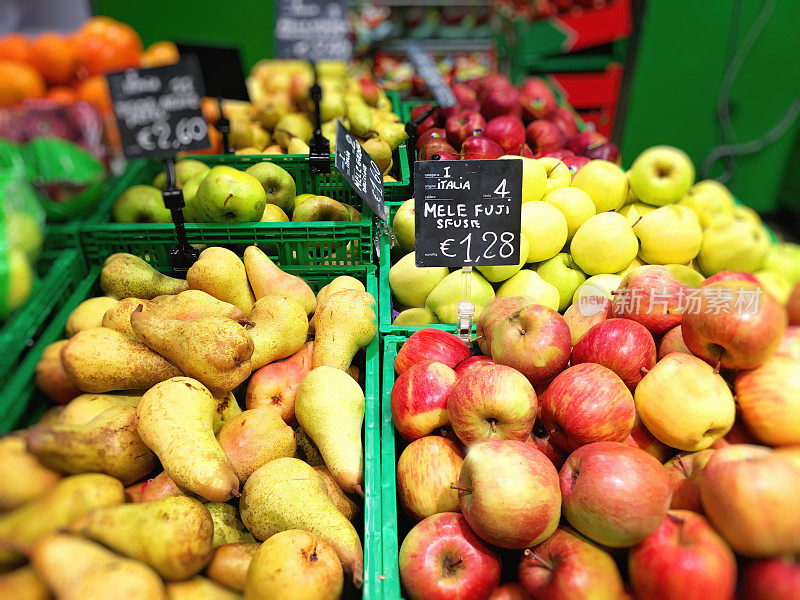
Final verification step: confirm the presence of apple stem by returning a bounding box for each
[447,557,463,568]
[489,419,497,433]
[714,355,722,375]
[238,319,256,327]
[450,483,472,493]
[610,290,620,295]
[640,366,650,374]
[631,216,643,228]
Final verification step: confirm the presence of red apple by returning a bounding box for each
[448,364,537,445]
[487,583,529,600]
[541,364,635,451]
[454,355,494,380]
[484,115,526,155]
[448,84,481,116]
[519,527,624,599]
[628,510,737,600]
[700,444,800,557]
[789,282,800,325]
[612,265,687,336]
[527,420,568,469]
[487,303,572,385]
[682,280,787,370]
[526,120,566,153]
[564,300,611,345]
[624,416,674,463]
[392,361,457,441]
[776,325,800,359]
[560,442,672,547]
[658,325,691,360]
[701,270,759,286]
[481,86,522,120]
[535,148,574,160]
[742,555,800,600]
[397,436,464,520]
[570,318,656,389]
[520,143,535,158]
[461,133,504,160]
[419,139,458,161]
[552,106,579,138]
[416,127,447,150]
[445,110,486,148]
[476,73,512,99]
[713,415,759,447]
[566,130,608,155]
[583,142,620,164]
[663,449,714,512]
[734,356,800,446]
[399,512,501,600]
[475,296,535,355]
[427,152,460,161]
[519,85,557,122]
[457,440,561,549]
[410,102,438,133]
[395,329,472,374]
[561,154,590,179]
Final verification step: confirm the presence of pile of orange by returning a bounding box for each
[0,17,179,111]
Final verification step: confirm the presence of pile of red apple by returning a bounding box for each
[390,279,800,600]
[412,72,619,175]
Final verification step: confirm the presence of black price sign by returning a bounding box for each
[334,122,387,222]
[275,0,352,61]
[107,57,210,160]
[414,160,523,268]
[176,44,249,101]
[405,42,456,109]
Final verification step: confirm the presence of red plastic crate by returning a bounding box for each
[546,64,624,137]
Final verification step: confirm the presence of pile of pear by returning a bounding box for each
[113,158,367,226]
[388,146,800,327]
[0,246,377,598]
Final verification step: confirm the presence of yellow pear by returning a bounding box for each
[166,576,242,600]
[65,296,119,336]
[101,253,188,299]
[187,247,255,313]
[206,502,256,547]
[0,566,50,600]
[243,245,316,314]
[312,290,377,371]
[246,295,308,370]
[33,340,81,404]
[206,542,259,592]
[0,433,61,511]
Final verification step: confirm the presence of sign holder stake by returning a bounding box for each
[405,106,437,189]
[457,266,474,342]
[162,157,199,274]
[216,96,233,154]
[308,61,331,175]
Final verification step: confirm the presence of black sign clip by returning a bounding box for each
[162,158,199,274]
[308,62,331,174]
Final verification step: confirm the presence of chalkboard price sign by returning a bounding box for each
[405,42,456,109]
[334,121,387,222]
[276,0,352,61]
[414,160,523,268]
[107,57,210,160]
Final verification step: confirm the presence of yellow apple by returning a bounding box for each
[393,198,415,252]
[615,257,647,278]
[679,180,735,228]
[521,201,568,263]
[572,159,628,212]
[628,145,695,206]
[618,202,655,226]
[537,157,572,196]
[496,269,560,311]
[476,234,530,283]
[570,212,639,275]
[633,205,702,264]
[500,155,547,203]
[544,187,596,240]
[425,269,495,324]
[698,217,770,275]
[755,270,792,304]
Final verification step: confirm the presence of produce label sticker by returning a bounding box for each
[414,159,522,268]
[275,0,352,61]
[107,57,210,160]
[405,41,456,109]
[335,121,387,222]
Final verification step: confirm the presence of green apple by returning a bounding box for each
[537,157,572,195]
[755,270,792,304]
[572,274,623,307]
[628,145,695,206]
[678,179,735,228]
[389,252,449,308]
[4,211,43,262]
[112,184,172,224]
[245,161,297,214]
[1,247,32,319]
[616,257,646,278]
[572,159,628,212]
[665,264,705,288]
[196,166,267,223]
[393,307,439,326]
[500,155,547,203]
[152,158,210,189]
[261,205,289,222]
[476,234,529,283]
[618,202,655,226]
[536,253,587,311]
[761,243,800,285]
[544,187,596,240]
[425,270,495,324]
[181,172,209,222]
[393,198,415,252]
[521,201,568,263]
[293,193,315,212]
[496,269,560,311]
[633,205,702,265]
[570,212,639,275]
[697,217,770,275]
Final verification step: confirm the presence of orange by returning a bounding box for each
[45,86,78,103]
[76,75,111,112]
[186,124,221,155]
[0,33,32,64]
[30,33,77,86]
[141,41,179,68]
[72,16,142,76]
[0,60,46,106]
[201,96,221,123]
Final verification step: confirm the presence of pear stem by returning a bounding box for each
[450,483,471,493]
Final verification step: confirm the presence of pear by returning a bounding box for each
[217,407,296,483]
[140,471,187,503]
[246,295,308,370]
[31,533,165,600]
[206,503,256,547]
[246,342,314,424]
[295,367,364,494]
[389,252,449,307]
[393,307,439,326]
[112,184,172,224]
[360,138,392,173]
[0,567,50,600]
[243,245,316,314]
[292,195,351,222]
[196,166,266,223]
[76,496,214,580]
[274,114,312,148]
[244,530,343,600]
[0,433,61,511]
[314,466,359,521]
[61,327,181,393]
[373,121,408,151]
[312,290,376,371]
[57,392,140,426]
[244,162,296,214]
[131,308,253,393]
[166,576,242,599]
[227,114,253,148]
[239,458,363,585]
[346,100,373,138]
[137,377,239,502]
[260,205,289,222]
[286,137,311,155]
[252,94,291,130]
[187,247,255,313]
[425,269,496,325]
[206,542,259,592]
[65,296,119,336]
[321,120,337,150]
[101,253,188,299]
[251,124,270,150]
[153,159,210,189]
[2,248,32,319]
[34,339,81,404]
[0,473,124,567]
[294,427,324,467]
[102,297,156,337]
[26,406,157,485]
[152,289,246,322]
[316,275,365,305]
[213,391,242,434]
